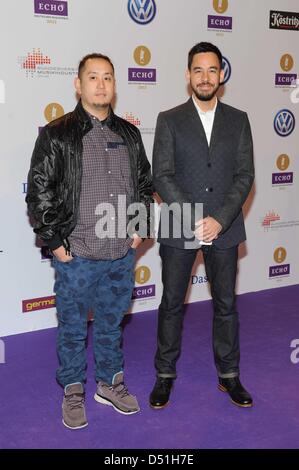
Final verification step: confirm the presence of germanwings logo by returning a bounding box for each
[128,0,156,24]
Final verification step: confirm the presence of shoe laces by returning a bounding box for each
[65,392,85,410]
[109,381,130,398]
[157,378,172,391]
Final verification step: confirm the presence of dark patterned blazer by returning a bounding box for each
[153,98,254,249]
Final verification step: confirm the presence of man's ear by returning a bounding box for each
[74,76,81,95]
[185,69,191,84]
[219,68,225,84]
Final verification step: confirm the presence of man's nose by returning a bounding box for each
[201,71,209,82]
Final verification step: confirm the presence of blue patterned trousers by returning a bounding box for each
[53,248,135,387]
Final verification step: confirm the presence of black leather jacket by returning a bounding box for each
[26,100,153,251]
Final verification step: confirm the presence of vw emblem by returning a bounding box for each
[127,0,156,25]
[274,109,295,137]
[221,56,231,84]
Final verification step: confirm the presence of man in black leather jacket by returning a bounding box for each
[26,53,153,429]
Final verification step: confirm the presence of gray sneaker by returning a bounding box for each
[62,382,88,429]
[94,372,140,415]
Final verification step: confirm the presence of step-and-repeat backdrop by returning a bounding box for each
[1,0,298,336]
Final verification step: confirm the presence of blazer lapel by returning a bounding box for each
[184,98,209,150]
[209,101,227,155]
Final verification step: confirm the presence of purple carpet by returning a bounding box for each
[1,285,299,449]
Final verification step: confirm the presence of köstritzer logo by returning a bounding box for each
[274,109,295,137]
[128,0,156,25]
[269,247,290,278]
[221,56,231,84]
[269,10,299,31]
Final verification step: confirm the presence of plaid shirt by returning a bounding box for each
[69,113,133,260]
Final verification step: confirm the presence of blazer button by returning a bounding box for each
[207,163,211,167]
[209,187,213,192]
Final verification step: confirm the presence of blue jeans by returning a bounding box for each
[53,248,135,387]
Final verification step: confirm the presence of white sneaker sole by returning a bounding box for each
[62,419,88,430]
[94,393,140,415]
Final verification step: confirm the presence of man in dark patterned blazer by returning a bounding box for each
[150,42,254,410]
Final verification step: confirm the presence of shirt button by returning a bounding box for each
[110,193,114,197]
[111,217,115,220]
[108,170,111,174]
[105,148,108,152]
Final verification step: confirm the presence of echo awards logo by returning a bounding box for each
[39,102,64,133]
[269,247,290,278]
[34,0,69,19]
[128,45,156,85]
[208,0,232,32]
[275,54,297,87]
[132,265,155,300]
[272,154,293,186]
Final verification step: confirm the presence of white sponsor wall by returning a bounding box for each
[0,0,298,336]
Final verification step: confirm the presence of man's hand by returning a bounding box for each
[194,216,222,243]
[52,245,73,263]
[131,233,143,249]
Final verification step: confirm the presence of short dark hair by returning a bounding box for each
[78,53,114,78]
[188,42,222,70]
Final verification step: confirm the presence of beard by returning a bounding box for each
[92,102,109,109]
[192,82,220,102]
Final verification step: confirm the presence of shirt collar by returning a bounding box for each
[192,95,218,116]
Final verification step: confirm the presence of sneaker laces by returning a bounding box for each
[65,393,85,410]
[109,381,130,398]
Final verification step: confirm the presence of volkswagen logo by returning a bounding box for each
[221,56,231,84]
[274,109,295,137]
[127,0,156,25]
